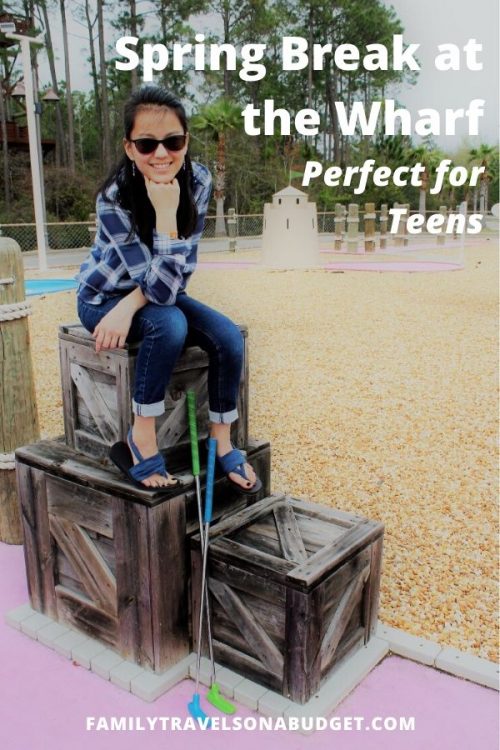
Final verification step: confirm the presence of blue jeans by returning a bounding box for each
[77,292,243,422]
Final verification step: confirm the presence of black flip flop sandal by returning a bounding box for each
[110,429,182,493]
[216,445,262,496]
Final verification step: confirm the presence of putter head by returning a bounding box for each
[207,683,236,715]
[188,693,212,728]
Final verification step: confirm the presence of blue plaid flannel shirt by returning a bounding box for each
[76,161,212,306]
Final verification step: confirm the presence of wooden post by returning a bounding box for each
[346,204,359,253]
[227,208,237,252]
[437,205,447,245]
[380,204,388,249]
[334,203,345,251]
[393,203,404,247]
[0,238,39,544]
[364,202,375,252]
[453,204,461,240]
[403,204,410,246]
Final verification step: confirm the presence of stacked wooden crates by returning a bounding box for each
[16,322,384,701]
[16,324,271,672]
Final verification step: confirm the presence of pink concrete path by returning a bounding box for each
[1,541,498,750]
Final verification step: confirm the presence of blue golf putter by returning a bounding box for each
[186,393,236,716]
[188,437,217,726]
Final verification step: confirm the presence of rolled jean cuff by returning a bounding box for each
[132,398,165,417]
[208,408,238,425]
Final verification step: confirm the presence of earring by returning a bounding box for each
[131,161,136,176]
[182,160,186,171]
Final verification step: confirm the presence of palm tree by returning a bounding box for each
[468,144,495,214]
[411,141,443,215]
[191,98,241,236]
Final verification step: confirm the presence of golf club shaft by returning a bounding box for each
[195,520,211,692]
[194,437,216,694]
[195,477,216,683]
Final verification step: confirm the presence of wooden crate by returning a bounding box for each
[191,494,384,704]
[15,437,270,673]
[59,324,249,463]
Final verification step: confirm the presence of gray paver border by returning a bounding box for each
[5,604,498,725]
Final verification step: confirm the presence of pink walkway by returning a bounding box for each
[1,541,498,750]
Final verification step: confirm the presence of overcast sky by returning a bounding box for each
[39,0,499,150]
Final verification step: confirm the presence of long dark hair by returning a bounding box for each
[99,85,198,246]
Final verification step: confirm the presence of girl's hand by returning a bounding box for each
[93,303,133,353]
[145,177,180,216]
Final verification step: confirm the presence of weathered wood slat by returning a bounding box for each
[57,548,79,580]
[73,435,113,464]
[86,532,116,575]
[231,526,283,558]
[273,504,308,563]
[322,626,365,679]
[208,558,286,607]
[288,498,361,528]
[365,534,384,642]
[233,514,339,556]
[296,514,349,547]
[16,463,58,617]
[70,363,118,442]
[212,639,283,693]
[116,357,133,440]
[31,466,58,619]
[60,323,246,362]
[322,548,371,609]
[210,583,286,645]
[68,343,119,374]
[209,578,284,676]
[319,565,370,669]
[208,537,295,584]
[211,609,285,656]
[60,339,76,448]
[16,440,166,503]
[57,550,89,599]
[49,516,117,615]
[55,585,117,648]
[191,494,285,546]
[185,488,248,537]
[58,573,88,598]
[287,520,384,589]
[76,396,118,435]
[73,430,114,463]
[57,543,114,604]
[46,475,113,538]
[148,493,189,671]
[113,499,154,669]
[284,586,323,703]
[237,333,249,448]
[157,386,200,447]
[190,545,206,648]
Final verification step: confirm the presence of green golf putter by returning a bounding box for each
[187,391,236,715]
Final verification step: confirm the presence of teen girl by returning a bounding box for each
[77,85,261,494]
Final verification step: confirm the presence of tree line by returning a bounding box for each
[0,0,498,224]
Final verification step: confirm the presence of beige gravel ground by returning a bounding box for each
[24,241,499,662]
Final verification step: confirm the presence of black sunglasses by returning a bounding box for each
[130,134,187,155]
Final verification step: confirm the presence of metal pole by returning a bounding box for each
[7,33,48,272]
